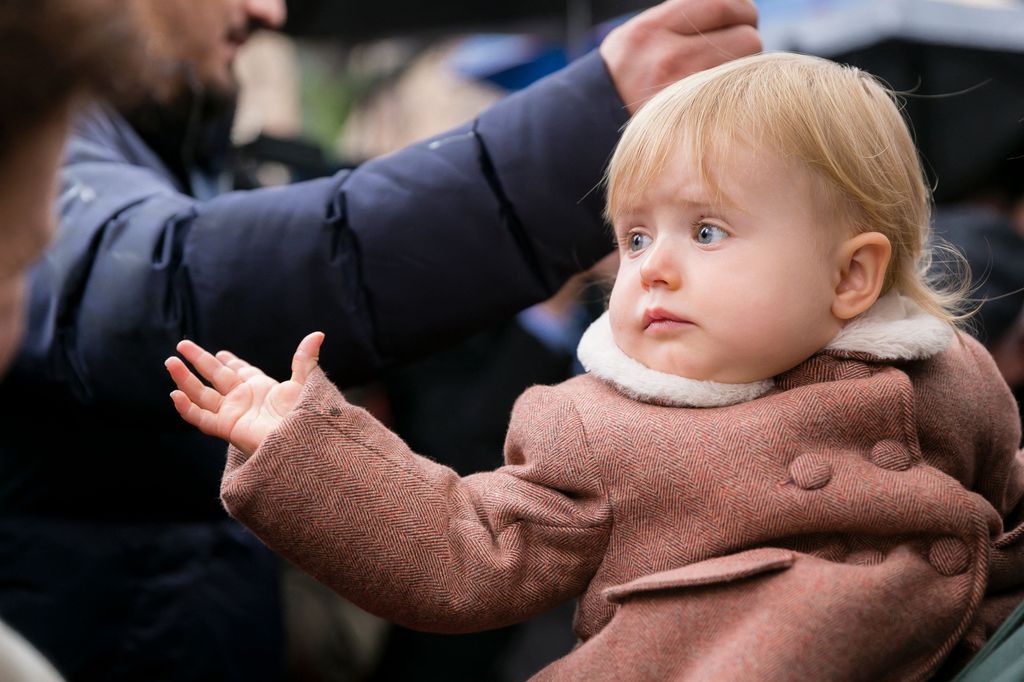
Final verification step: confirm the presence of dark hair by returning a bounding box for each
[0,0,142,153]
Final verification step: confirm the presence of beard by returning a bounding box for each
[121,59,239,188]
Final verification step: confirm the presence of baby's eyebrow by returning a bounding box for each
[611,208,643,226]
[611,219,629,232]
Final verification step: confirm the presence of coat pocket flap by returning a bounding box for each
[603,547,796,604]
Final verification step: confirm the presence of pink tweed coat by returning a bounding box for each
[220,296,1024,680]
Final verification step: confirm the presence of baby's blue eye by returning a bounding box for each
[695,224,727,245]
[629,233,652,252]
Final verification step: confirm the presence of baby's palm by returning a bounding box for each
[215,370,304,454]
[165,333,324,456]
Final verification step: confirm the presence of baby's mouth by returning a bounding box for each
[642,309,692,331]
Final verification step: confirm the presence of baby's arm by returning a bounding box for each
[164,332,324,455]
[166,336,612,632]
[221,376,612,631]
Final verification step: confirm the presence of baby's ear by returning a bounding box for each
[832,231,892,320]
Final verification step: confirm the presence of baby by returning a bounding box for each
[166,52,1024,680]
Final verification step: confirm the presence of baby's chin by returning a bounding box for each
[612,332,777,384]
[637,352,774,385]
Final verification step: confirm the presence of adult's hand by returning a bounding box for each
[600,0,761,113]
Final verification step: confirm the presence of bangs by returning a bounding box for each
[605,69,758,224]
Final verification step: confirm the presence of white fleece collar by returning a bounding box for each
[576,293,953,408]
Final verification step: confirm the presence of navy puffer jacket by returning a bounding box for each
[0,52,626,681]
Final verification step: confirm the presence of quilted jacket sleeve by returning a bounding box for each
[221,369,612,633]
[14,51,625,409]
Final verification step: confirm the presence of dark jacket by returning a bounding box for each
[932,205,1024,345]
[0,51,627,681]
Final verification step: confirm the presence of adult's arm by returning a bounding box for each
[16,0,760,409]
[17,52,625,408]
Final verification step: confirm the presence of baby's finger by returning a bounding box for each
[291,332,325,384]
[170,390,224,439]
[215,349,251,368]
[177,340,242,395]
[233,365,265,382]
[216,352,264,380]
[164,357,225,412]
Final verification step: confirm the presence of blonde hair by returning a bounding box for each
[606,51,966,323]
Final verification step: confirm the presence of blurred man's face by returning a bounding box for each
[139,0,287,101]
[0,111,71,375]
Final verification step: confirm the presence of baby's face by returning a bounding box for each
[608,141,845,384]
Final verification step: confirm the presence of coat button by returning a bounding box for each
[928,537,971,576]
[871,440,914,471]
[789,454,832,490]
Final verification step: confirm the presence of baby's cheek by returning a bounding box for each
[607,287,632,333]
[608,311,633,351]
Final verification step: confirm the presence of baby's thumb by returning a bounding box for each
[290,332,325,384]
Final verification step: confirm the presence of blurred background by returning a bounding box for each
[232,0,1024,344]
[236,0,1024,201]
[225,1,1024,679]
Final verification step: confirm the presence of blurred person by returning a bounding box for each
[0,0,760,679]
[0,2,144,680]
[0,0,138,373]
[0,110,68,377]
[931,157,1024,434]
[167,52,1024,680]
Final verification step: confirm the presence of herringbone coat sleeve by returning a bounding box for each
[220,368,613,633]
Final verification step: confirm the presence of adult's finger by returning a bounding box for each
[165,356,225,413]
[177,339,242,395]
[658,23,763,84]
[290,332,325,385]
[600,0,761,113]
[610,22,761,111]
[640,0,758,35]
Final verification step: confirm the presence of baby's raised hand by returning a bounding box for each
[164,332,325,456]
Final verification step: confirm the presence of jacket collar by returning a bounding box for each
[576,293,953,408]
